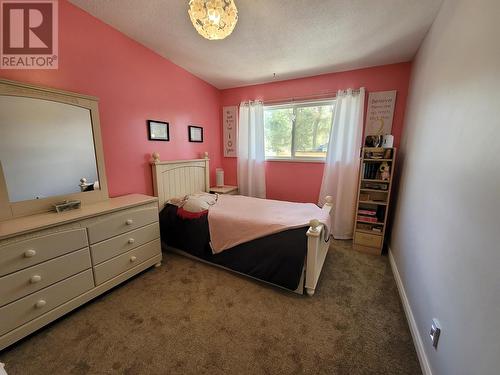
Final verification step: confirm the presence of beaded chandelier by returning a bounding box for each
[188,0,238,40]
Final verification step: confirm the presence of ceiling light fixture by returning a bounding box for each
[188,0,238,40]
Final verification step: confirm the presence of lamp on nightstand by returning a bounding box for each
[216,168,224,187]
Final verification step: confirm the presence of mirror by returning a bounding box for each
[0,79,108,220]
[0,96,99,202]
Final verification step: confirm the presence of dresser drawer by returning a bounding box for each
[0,248,92,307]
[86,205,158,244]
[354,232,383,248]
[90,223,159,265]
[94,239,160,285]
[0,228,88,277]
[0,269,94,336]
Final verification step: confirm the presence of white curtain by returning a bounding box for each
[319,88,365,239]
[237,101,266,198]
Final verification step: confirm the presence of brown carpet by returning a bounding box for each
[0,240,421,375]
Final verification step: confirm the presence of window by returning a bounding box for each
[264,100,335,161]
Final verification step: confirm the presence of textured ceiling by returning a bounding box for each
[69,0,442,89]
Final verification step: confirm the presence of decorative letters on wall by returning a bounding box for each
[365,90,397,136]
[223,106,237,157]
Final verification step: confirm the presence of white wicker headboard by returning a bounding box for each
[150,152,210,208]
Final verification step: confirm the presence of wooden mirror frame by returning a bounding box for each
[0,79,109,220]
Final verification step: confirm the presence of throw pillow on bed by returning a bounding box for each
[176,192,218,219]
[182,193,217,212]
[177,207,208,219]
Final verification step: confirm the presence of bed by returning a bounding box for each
[150,152,333,296]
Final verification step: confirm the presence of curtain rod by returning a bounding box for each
[263,88,362,105]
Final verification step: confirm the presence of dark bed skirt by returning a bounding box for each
[162,242,305,294]
[159,204,308,291]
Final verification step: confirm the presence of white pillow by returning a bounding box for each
[180,192,218,213]
[167,196,185,207]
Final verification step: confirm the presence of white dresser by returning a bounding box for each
[0,194,162,350]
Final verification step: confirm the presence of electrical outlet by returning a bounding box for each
[429,319,441,349]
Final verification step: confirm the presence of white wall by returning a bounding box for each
[390,0,500,374]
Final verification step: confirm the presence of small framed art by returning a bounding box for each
[147,120,169,141]
[188,125,203,142]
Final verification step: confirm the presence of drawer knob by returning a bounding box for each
[35,299,46,308]
[128,238,135,244]
[30,275,42,283]
[24,249,37,258]
[130,256,137,262]
[125,219,134,225]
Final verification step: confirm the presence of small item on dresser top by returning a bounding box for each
[53,200,81,213]
[79,177,92,192]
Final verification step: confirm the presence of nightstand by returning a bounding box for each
[209,185,238,195]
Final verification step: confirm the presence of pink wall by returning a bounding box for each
[0,0,221,197]
[220,63,412,203]
[0,1,411,203]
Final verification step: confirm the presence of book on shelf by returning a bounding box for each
[356,223,382,233]
[358,209,377,216]
[357,216,379,223]
[362,163,379,179]
[359,193,370,201]
[363,182,388,190]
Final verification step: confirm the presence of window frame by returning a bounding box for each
[263,99,335,162]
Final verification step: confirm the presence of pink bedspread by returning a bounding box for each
[208,195,331,253]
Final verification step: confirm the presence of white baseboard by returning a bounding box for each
[388,248,432,375]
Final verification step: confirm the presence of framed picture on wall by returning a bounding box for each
[188,125,203,142]
[147,120,169,141]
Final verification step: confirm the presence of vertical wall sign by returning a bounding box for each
[223,106,237,157]
[365,90,397,136]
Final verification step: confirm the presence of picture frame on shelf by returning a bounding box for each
[188,125,203,142]
[147,120,169,141]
